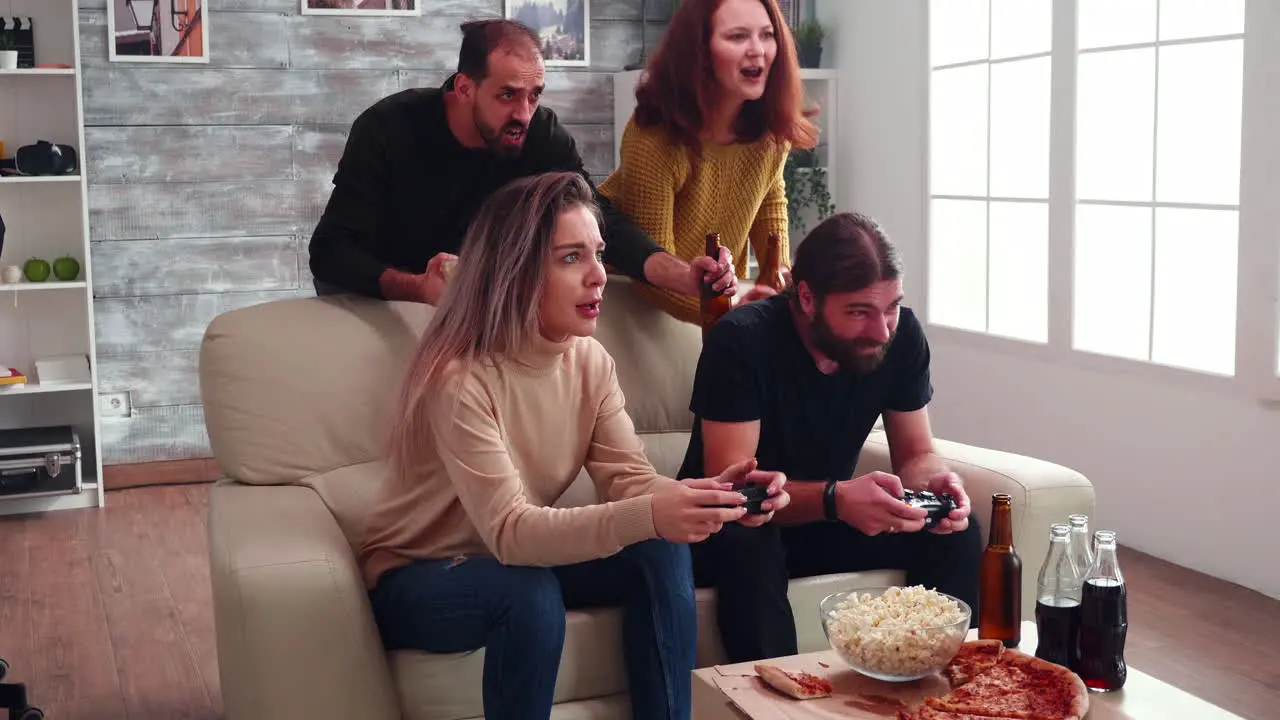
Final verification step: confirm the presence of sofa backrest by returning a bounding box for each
[199,293,432,487]
[198,277,709,542]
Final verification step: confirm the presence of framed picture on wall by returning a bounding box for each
[108,0,210,64]
[503,0,589,68]
[301,0,421,16]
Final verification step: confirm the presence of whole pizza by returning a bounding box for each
[898,640,1090,720]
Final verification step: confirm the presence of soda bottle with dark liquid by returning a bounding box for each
[1034,523,1082,669]
[1067,514,1094,584]
[699,233,732,337]
[978,493,1022,647]
[1077,529,1128,692]
[755,232,787,292]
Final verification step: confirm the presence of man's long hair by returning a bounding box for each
[788,212,903,301]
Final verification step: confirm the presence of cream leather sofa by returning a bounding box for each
[199,278,1094,720]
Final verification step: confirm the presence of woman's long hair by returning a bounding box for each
[634,0,819,156]
[386,171,601,481]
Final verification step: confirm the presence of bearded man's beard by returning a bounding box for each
[474,110,527,158]
[810,311,895,374]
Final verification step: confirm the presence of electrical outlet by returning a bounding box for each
[100,392,131,418]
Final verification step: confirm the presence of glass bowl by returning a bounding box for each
[819,586,971,682]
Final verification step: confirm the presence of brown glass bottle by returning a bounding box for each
[699,233,732,336]
[978,493,1022,647]
[755,232,786,292]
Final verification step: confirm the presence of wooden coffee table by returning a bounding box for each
[692,620,1243,719]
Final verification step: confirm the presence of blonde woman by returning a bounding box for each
[358,171,789,720]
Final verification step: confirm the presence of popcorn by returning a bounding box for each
[824,586,969,678]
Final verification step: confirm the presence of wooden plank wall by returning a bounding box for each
[80,0,669,465]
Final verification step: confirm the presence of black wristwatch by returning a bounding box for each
[823,479,840,522]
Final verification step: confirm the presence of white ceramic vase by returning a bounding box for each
[0,51,18,70]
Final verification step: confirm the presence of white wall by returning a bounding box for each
[814,0,1280,601]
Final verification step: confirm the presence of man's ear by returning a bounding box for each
[797,280,816,315]
[454,73,475,100]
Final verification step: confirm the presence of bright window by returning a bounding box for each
[927,0,1051,344]
[926,0,1250,380]
[1072,0,1244,376]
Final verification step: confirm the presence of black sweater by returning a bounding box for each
[308,77,663,298]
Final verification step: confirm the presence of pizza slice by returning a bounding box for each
[897,705,1008,720]
[753,663,834,700]
[943,639,1005,688]
[925,650,1089,720]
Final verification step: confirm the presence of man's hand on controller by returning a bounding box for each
[923,471,971,534]
[835,471,928,536]
[689,245,737,299]
[717,457,789,527]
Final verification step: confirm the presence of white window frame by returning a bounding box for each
[1237,0,1280,404]
[920,0,1280,403]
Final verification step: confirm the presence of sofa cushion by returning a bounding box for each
[298,461,388,554]
[199,294,433,486]
[389,569,905,720]
[587,277,705,435]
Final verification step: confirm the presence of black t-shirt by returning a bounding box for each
[307,75,662,299]
[677,295,934,484]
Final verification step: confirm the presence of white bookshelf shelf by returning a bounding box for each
[0,281,87,292]
[0,174,82,185]
[0,68,76,76]
[0,0,105,517]
[0,381,93,396]
[0,481,100,515]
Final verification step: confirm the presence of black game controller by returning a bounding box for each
[717,482,769,515]
[899,489,957,530]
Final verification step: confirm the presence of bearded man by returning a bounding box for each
[678,211,982,664]
[307,18,736,306]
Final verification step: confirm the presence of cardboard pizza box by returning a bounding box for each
[706,650,950,720]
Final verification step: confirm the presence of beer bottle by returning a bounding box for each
[978,493,1022,647]
[699,233,732,336]
[755,232,787,292]
[1034,524,1082,669]
[1078,530,1128,692]
[1067,514,1094,583]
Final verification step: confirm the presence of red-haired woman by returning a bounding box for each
[599,0,819,325]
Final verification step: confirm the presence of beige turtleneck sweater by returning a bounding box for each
[358,333,676,588]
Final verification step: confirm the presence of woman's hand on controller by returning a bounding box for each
[651,478,747,543]
[717,458,790,527]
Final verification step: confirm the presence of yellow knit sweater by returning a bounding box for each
[599,118,791,325]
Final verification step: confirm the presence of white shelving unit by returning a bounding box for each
[611,67,840,271]
[0,0,104,516]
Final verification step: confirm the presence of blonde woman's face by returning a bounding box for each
[539,205,607,342]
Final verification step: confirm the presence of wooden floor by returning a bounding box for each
[0,484,1277,720]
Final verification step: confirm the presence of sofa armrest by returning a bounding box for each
[856,430,1096,620]
[208,481,401,720]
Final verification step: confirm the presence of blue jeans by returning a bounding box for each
[368,539,697,720]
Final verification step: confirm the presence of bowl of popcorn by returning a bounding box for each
[819,585,971,682]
